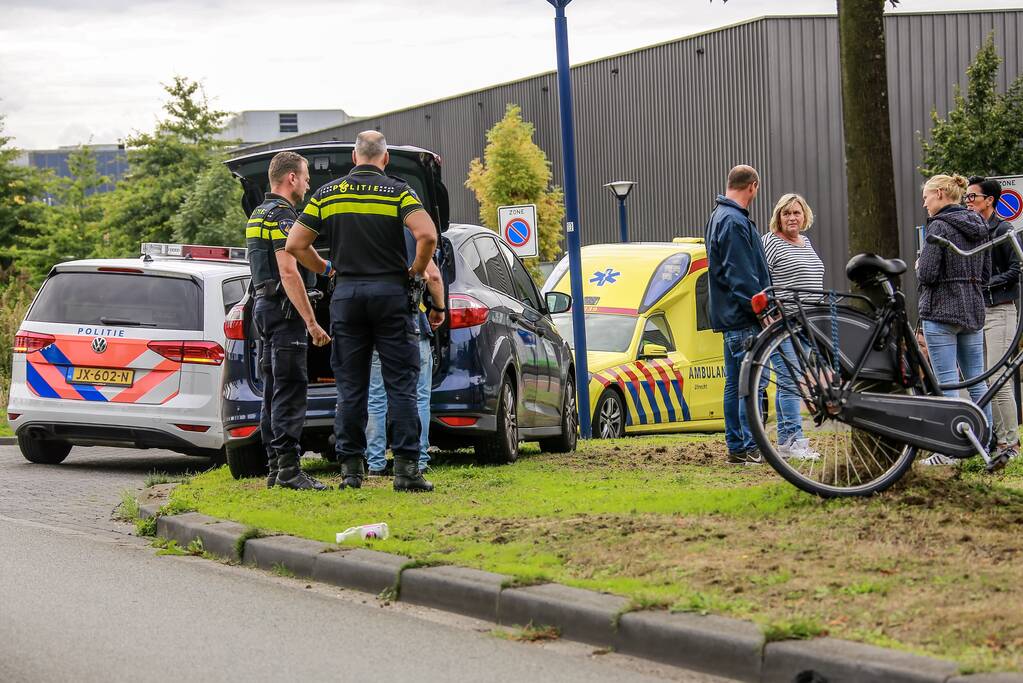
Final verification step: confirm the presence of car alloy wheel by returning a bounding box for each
[596,390,625,439]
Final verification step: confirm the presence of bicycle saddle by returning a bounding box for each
[845,253,907,283]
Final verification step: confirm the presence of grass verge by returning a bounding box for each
[170,436,1023,672]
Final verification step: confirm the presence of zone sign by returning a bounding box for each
[498,204,538,258]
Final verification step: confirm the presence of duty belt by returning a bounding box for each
[253,281,280,299]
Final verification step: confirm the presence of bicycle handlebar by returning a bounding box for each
[925,224,1023,260]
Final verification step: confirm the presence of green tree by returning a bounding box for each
[169,156,246,246]
[920,32,1023,177]
[100,76,234,251]
[466,104,565,277]
[0,115,49,267]
[17,145,109,284]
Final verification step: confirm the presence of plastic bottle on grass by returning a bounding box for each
[336,523,389,543]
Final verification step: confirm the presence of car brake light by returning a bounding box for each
[228,425,259,438]
[439,416,479,427]
[7,413,21,420]
[13,330,55,354]
[174,424,210,432]
[147,340,225,366]
[751,291,769,315]
[224,303,246,340]
[98,267,144,274]
[448,294,489,329]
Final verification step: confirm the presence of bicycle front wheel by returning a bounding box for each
[744,318,917,498]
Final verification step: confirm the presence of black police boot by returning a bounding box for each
[266,449,279,489]
[393,457,433,493]
[340,457,365,489]
[276,448,330,491]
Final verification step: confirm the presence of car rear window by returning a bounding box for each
[27,271,203,330]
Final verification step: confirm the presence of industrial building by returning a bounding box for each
[235,10,1023,288]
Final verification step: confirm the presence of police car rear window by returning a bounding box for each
[27,272,203,330]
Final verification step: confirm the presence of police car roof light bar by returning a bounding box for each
[141,242,248,262]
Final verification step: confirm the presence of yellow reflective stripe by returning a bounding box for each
[245,226,264,238]
[268,229,286,241]
[399,193,421,210]
[318,193,403,205]
[320,202,398,219]
[262,220,279,227]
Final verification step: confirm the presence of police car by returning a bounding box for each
[543,240,737,438]
[7,243,250,464]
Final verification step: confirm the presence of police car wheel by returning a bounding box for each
[17,433,72,465]
[594,389,626,439]
[226,441,269,479]
[475,378,519,464]
[539,376,578,453]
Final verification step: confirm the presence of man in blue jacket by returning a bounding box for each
[705,165,771,464]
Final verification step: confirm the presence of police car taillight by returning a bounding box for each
[13,330,55,354]
[147,340,225,366]
[224,303,246,340]
[448,294,489,329]
[141,242,247,261]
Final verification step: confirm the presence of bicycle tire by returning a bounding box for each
[744,316,917,498]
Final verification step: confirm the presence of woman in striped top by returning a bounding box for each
[762,193,825,461]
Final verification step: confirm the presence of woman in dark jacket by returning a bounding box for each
[916,173,993,465]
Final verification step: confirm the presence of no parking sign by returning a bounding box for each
[991,175,1023,229]
[498,204,538,258]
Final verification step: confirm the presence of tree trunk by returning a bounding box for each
[838,0,900,259]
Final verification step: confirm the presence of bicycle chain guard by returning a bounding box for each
[839,392,988,459]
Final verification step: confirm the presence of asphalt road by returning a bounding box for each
[0,445,733,683]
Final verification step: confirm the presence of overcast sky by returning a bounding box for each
[0,0,1012,150]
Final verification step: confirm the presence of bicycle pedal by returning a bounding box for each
[985,453,1009,474]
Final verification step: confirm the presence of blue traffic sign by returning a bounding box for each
[997,189,1022,222]
[504,218,531,247]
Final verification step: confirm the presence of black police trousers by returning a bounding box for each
[331,280,420,462]
[254,296,308,468]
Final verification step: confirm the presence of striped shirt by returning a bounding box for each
[762,232,825,295]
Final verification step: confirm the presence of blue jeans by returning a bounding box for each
[367,336,433,470]
[921,320,993,427]
[723,326,761,453]
[771,338,803,445]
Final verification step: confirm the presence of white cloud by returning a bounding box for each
[1,0,1016,149]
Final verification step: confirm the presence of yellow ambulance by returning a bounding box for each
[543,239,730,438]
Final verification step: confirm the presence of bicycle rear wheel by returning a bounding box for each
[744,318,917,497]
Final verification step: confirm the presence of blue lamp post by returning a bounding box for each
[603,180,637,243]
[547,0,592,439]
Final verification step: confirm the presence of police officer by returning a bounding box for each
[287,131,444,492]
[248,151,331,490]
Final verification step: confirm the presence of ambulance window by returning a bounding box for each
[497,240,543,311]
[641,315,675,351]
[474,237,514,297]
[459,240,488,286]
[27,271,202,330]
[695,273,712,331]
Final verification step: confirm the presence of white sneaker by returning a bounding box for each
[919,453,958,466]
[778,437,821,461]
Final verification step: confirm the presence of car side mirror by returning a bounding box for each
[545,291,572,315]
[640,343,668,359]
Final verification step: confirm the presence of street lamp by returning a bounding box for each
[603,180,637,243]
[546,0,592,439]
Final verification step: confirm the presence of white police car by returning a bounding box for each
[7,243,250,465]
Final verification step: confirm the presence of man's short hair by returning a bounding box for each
[268,151,307,184]
[967,175,1002,203]
[355,131,387,160]
[727,165,760,191]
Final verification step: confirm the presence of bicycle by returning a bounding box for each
[738,229,1023,497]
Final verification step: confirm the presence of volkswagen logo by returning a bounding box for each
[91,337,107,354]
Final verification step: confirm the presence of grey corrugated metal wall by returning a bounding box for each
[237,10,1023,292]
